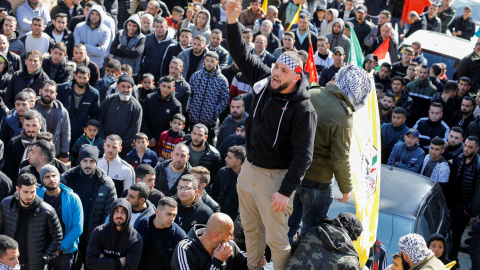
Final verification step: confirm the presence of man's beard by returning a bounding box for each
[192,139,205,148]
[267,79,290,94]
[232,112,243,120]
[41,96,54,105]
[45,185,57,191]
[461,110,471,115]
[76,81,87,88]
[81,166,94,176]
[381,104,392,111]
[119,93,131,101]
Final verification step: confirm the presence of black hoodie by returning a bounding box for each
[86,198,143,270]
[227,22,317,197]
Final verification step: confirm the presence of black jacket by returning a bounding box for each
[56,80,100,142]
[453,154,480,213]
[161,43,190,77]
[50,1,83,22]
[5,51,22,75]
[209,167,240,220]
[448,15,476,41]
[44,23,75,58]
[5,68,49,109]
[0,171,13,202]
[0,194,63,270]
[227,22,316,197]
[174,197,214,235]
[171,225,247,270]
[2,133,27,183]
[319,64,342,87]
[457,51,480,91]
[41,57,74,84]
[141,90,182,142]
[405,18,427,39]
[413,117,450,152]
[137,215,186,270]
[347,17,374,52]
[154,160,192,197]
[185,139,222,180]
[86,198,143,270]
[63,166,117,238]
[395,90,413,117]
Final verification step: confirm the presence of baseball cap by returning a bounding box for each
[406,128,419,138]
[333,46,345,55]
[356,5,367,13]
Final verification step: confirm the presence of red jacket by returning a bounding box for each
[157,129,184,159]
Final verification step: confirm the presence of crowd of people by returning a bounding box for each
[0,0,477,269]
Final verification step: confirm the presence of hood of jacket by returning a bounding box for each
[86,5,105,29]
[109,198,132,234]
[331,18,345,37]
[426,233,447,261]
[193,10,211,31]
[327,8,339,22]
[325,81,355,111]
[123,14,141,33]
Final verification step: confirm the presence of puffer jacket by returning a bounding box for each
[387,141,425,173]
[325,19,350,63]
[41,57,74,84]
[117,0,132,29]
[455,153,480,214]
[187,67,229,126]
[177,47,209,81]
[63,166,117,237]
[405,79,437,126]
[0,194,63,270]
[154,160,192,197]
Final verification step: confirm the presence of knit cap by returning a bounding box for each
[39,164,60,182]
[79,144,99,163]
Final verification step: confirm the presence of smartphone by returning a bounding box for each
[188,3,193,11]
[373,55,378,62]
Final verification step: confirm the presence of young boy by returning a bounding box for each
[242,28,254,51]
[138,73,156,103]
[157,113,186,161]
[126,132,159,169]
[70,119,105,165]
[166,6,184,30]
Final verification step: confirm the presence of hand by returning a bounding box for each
[0,11,7,18]
[271,192,289,213]
[373,59,378,67]
[149,138,156,147]
[120,257,126,267]
[225,0,243,24]
[186,9,194,20]
[257,256,267,268]
[338,192,351,202]
[60,157,69,164]
[131,47,136,51]
[465,209,471,217]
[98,42,103,46]
[52,250,61,259]
[99,253,104,258]
[475,216,480,222]
[213,242,233,262]
[457,30,462,35]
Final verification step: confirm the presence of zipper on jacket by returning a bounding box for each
[273,101,289,147]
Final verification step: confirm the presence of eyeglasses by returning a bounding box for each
[177,186,194,191]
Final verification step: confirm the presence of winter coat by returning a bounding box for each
[405,79,437,126]
[43,23,75,59]
[137,215,186,270]
[173,197,214,234]
[438,6,456,33]
[405,17,427,39]
[187,67,229,126]
[86,198,143,270]
[154,160,192,197]
[387,141,425,173]
[0,194,62,270]
[15,0,51,36]
[253,31,281,54]
[410,253,448,270]
[209,167,240,220]
[37,184,83,254]
[216,112,249,148]
[56,80,100,142]
[347,17,374,51]
[239,7,265,30]
[73,5,112,67]
[161,43,190,77]
[381,122,409,164]
[41,57,74,84]
[63,166,117,238]
[72,56,101,86]
[141,90,182,142]
[294,28,318,52]
[413,117,450,151]
[251,48,276,67]
[422,13,442,32]
[208,44,230,69]
[5,51,21,75]
[141,28,176,80]
[448,15,476,40]
[2,133,27,182]
[50,1,83,23]
[3,30,25,57]
[173,76,191,114]
[321,9,339,36]
[110,15,145,76]
[5,68,49,109]
[177,47,209,81]
[325,19,350,62]
[454,153,480,214]
[99,93,142,147]
[171,225,247,270]
[227,21,316,197]
[126,148,158,170]
[457,51,480,92]
[0,171,13,201]
[395,90,414,117]
[229,73,252,103]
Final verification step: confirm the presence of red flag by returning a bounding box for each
[305,43,318,86]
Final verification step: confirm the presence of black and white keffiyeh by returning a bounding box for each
[277,54,303,74]
[398,233,434,265]
[334,65,374,111]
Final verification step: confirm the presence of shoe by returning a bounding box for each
[465,238,472,245]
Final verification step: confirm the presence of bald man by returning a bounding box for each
[171,213,260,270]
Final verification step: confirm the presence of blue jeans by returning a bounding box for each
[49,252,74,270]
[470,218,480,269]
[288,179,334,243]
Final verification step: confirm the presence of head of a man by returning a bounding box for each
[179,28,193,47]
[135,164,156,191]
[266,6,278,21]
[117,73,134,101]
[30,16,44,37]
[25,50,42,74]
[391,252,409,270]
[40,164,60,191]
[417,64,429,83]
[126,20,139,37]
[28,139,54,169]
[191,124,208,148]
[177,174,199,205]
[201,213,234,245]
[88,9,101,26]
[408,11,420,24]
[192,35,206,56]
[225,146,246,170]
[14,91,31,118]
[104,135,122,161]
[402,47,414,64]
[74,66,91,88]
[391,107,407,128]
[169,58,184,79]
[110,199,130,231]
[154,17,168,39]
[317,37,330,55]
[356,5,367,22]
[209,29,222,48]
[0,235,19,268]
[411,42,421,57]
[429,137,445,161]
[73,43,87,63]
[380,92,395,111]
[204,52,219,72]
[15,173,37,207]
[230,96,245,120]
[260,20,273,36]
[463,6,472,20]
[461,96,475,116]
[458,77,472,96]
[126,182,150,211]
[171,143,190,171]
[474,42,480,56]
[190,166,210,192]
[2,17,17,37]
[463,136,479,158]
[378,10,391,25]
[195,11,208,29]
[380,23,393,40]
[79,144,99,175]
[427,4,439,17]
[22,110,42,140]
[39,80,57,105]
[428,102,443,123]
[154,197,178,228]
[407,62,418,80]
[141,13,153,33]
[50,42,67,65]
[378,63,391,80]
[297,14,308,31]
[269,51,303,94]
[282,32,295,50]
[146,1,160,16]
[254,34,268,55]
[391,76,405,95]
[53,13,67,34]
[404,129,420,147]
[447,127,464,147]
[159,75,175,99]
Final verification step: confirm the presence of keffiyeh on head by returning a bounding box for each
[334,65,374,111]
[277,54,303,74]
[398,233,433,265]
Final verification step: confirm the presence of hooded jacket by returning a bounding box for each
[405,79,437,126]
[177,46,210,81]
[421,154,450,185]
[325,19,351,62]
[5,67,49,109]
[73,5,112,67]
[171,224,247,270]
[227,22,316,197]
[141,90,182,142]
[387,141,425,173]
[110,15,145,76]
[141,27,176,80]
[321,9,339,36]
[154,160,192,197]
[37,183,84,254]
[188,66,229,126]
[15,0,51,36]
[70,133,104,165]
[381,122,409,164]
[86,198,143,270]
[0,194,62,270]
[185,10,212,42]
[426,234,455,267]
[2,30,24,57]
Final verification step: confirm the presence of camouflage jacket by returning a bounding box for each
[287,221,361,270]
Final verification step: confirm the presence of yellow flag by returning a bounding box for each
[286,4,302,31]
[261,0,268,13]
[349,88,381,267]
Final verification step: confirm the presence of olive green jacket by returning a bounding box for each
[304,82,354,194]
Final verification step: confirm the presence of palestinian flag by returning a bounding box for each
[373,36,399,69]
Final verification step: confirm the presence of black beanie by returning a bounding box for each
[236,118,246,129]
[78,144,99,163]
[117,73,134,86]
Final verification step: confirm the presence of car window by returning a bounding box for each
[417,205,432,240]
[427,192,444,233]
[419,52,458,79]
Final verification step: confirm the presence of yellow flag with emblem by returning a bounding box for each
[261,0,268,13]
[349,87,381,267]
